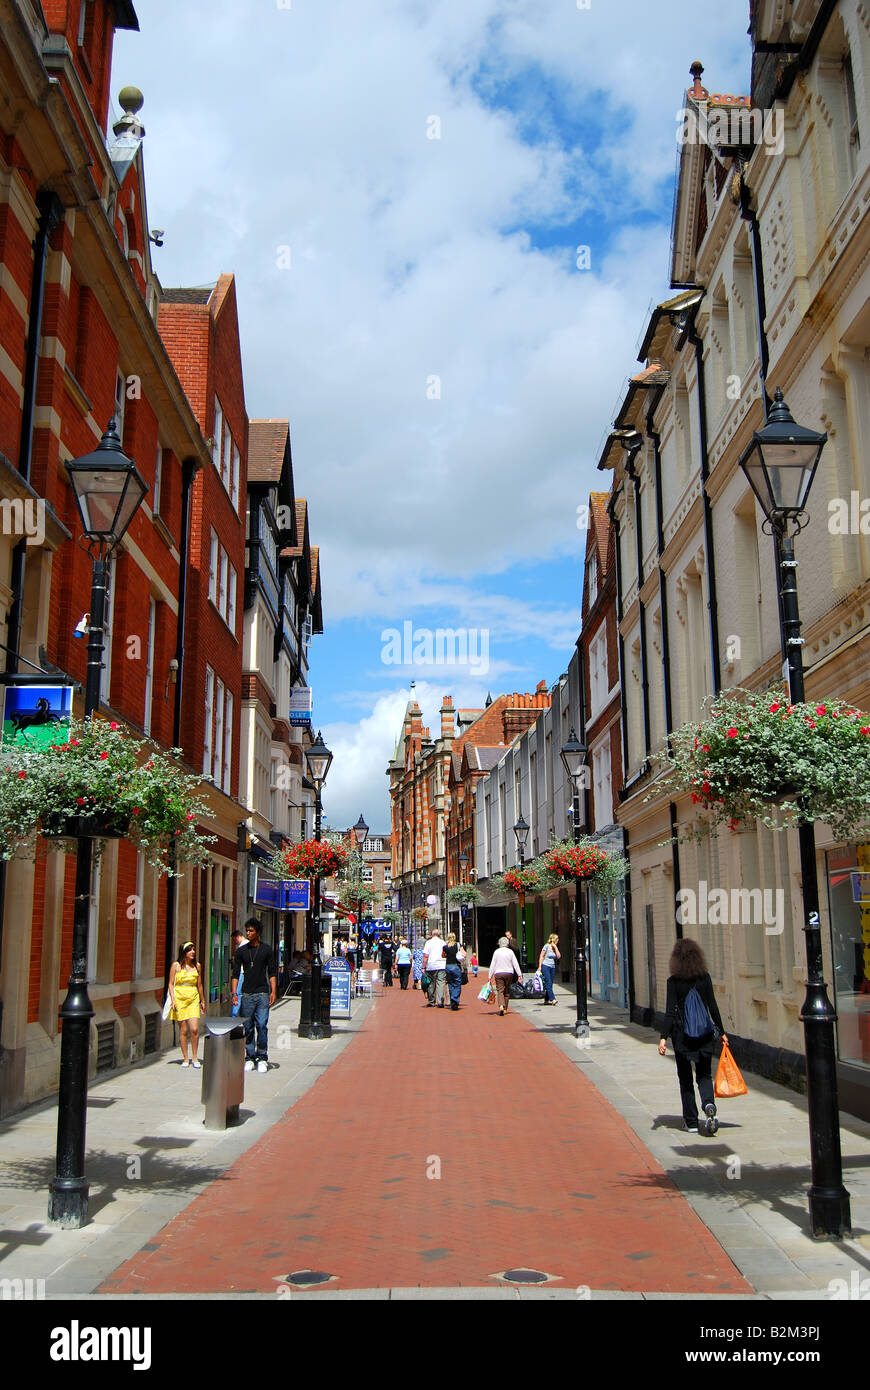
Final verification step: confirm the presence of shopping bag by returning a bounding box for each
[532,970,544,994]
[162,993,173,1021]
[478,981,493,1002]
[715,1040,748,1098]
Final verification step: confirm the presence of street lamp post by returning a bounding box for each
[299,731,333,1040]
[49,418,148,1227]
[458,851,469,946]
[738,388,850,1238]
[419,868,429,947]
[561,729,589,1038]
[512,814,530,972]
[352,813,368,966]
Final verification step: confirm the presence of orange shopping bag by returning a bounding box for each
[715,1040,748,1098]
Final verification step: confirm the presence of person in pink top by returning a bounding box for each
[488,936,522,1015]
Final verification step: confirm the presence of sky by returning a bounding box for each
[114,0,751,831]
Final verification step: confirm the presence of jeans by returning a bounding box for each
[239,992,270,1062]
[675,1049,714,1124]
[445,963,462,1005]
[541,964,556,1002]
[426,969,446,1005]
[398,964,411,989]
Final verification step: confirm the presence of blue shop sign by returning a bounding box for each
[325,957,351,1017]
[283,879,311,912]
[851,872,870,904]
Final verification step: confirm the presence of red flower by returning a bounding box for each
[727,728,738,738]
[99,751,109,760]
[77,797,86,806]
[815,706,826,716]
[769,702,780,713]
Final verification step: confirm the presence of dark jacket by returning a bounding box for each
[661,972,724,1055]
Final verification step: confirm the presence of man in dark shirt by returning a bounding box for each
[379,935,394,986]
[231,918,277,1074]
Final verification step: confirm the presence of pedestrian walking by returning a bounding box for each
[379,935,395,986]
[470,950,479,978]
[423,928,447,1007]
[231,918,277,1074]
[538,933,561,1004]
[658,938,728,1134]
[412,939,424,989]
[395,939,412,989]
[444,932,466,1010]
[169,941,206,1067]
[488,936,522,1016]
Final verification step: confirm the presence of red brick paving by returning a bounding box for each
[101,983,750,1294]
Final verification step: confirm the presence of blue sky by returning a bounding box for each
[114,0,751,829]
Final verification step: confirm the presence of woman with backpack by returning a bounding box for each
[658,938,728,1135]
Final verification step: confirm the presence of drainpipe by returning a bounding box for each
[163,457,199,997]
[647,412,673,734]
[670,803,682,941]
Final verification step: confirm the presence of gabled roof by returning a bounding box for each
[462,744,505,775]
[161,287,214,304]
[248,420,289,485]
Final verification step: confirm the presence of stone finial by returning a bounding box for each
[113,86,145,138]
[690,61,705,100]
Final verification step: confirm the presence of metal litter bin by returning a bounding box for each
[201,1017,245,1129]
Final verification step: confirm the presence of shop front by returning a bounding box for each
[826,844,870,1118]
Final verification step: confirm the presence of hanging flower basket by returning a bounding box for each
[498,865,541,896]
[651,686,870,840]
[446,884,483,907]
[542,839,629,893]
[274,837,348,880]
[0,719,215,874]
[412,906,429,921]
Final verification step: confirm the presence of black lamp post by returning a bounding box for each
[49,418,148,1227]
[458,852,469,946]
[561,729,589,1037]
[299,730,333,1040]
[738,388,850,1238]
[352,813,368,965]
[512,813,530,971]
[419,868,429,946]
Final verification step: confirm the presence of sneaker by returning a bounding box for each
[685,1121,699,1132]
[257,1060,268,1074]
[704,1103,719,1135]
[244,1059,255,1072]
[191,1059,201,1069]
[180,1060,189,1068]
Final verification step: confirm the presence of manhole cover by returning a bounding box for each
[281,1269,336,1287]
[491,1267,562,1285]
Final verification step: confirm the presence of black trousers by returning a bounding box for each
[675,1049,714,1124]
[397,964,411,989]
[381,961,393,985]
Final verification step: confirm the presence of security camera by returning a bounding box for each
[73,613,90,638]
[149,229,164,247]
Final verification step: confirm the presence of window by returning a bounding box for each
[114,369,126,440]
[588,627,608,719]
[99,555,115,705]
[593,743,612,829]
[232,442,240,510]
[204,666,214,776]
[362,867,373,884]
[223,690,233,795]
[214,678,224,787]
[208,528,237,633]
[586,552,598,608]
[143,598,155,736]
[153,445,163,517]
[213,398,222,469]
[844,54,860,180]
[383,870,392,885]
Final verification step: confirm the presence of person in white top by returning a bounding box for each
[422,930,447,1008]
[488,936,522,1015]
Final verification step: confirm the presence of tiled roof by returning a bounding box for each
[160,287,214,305]
[310,545,319,593]
[248,420,288,484]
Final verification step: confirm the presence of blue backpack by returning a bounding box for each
[682,985,714,1041]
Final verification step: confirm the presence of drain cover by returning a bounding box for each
[491,1267,562,1285]
[281,1270,336,1287]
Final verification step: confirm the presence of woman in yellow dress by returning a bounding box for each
[169,941,206,1068]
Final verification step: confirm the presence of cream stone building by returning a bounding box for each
[598,1,870,1118]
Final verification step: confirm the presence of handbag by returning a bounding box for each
[421,972,431,991]
[460,967,468,984]
[162,993,173,1021]
[715,1041,748,1098]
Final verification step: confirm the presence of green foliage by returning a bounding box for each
[651,685,870,841]
[446,884,483,906]
[0,718,216,874]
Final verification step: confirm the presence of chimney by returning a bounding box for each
[440,695,455,740]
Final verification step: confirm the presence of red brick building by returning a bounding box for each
[387,684,552,936]
[0,0,223,1113]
